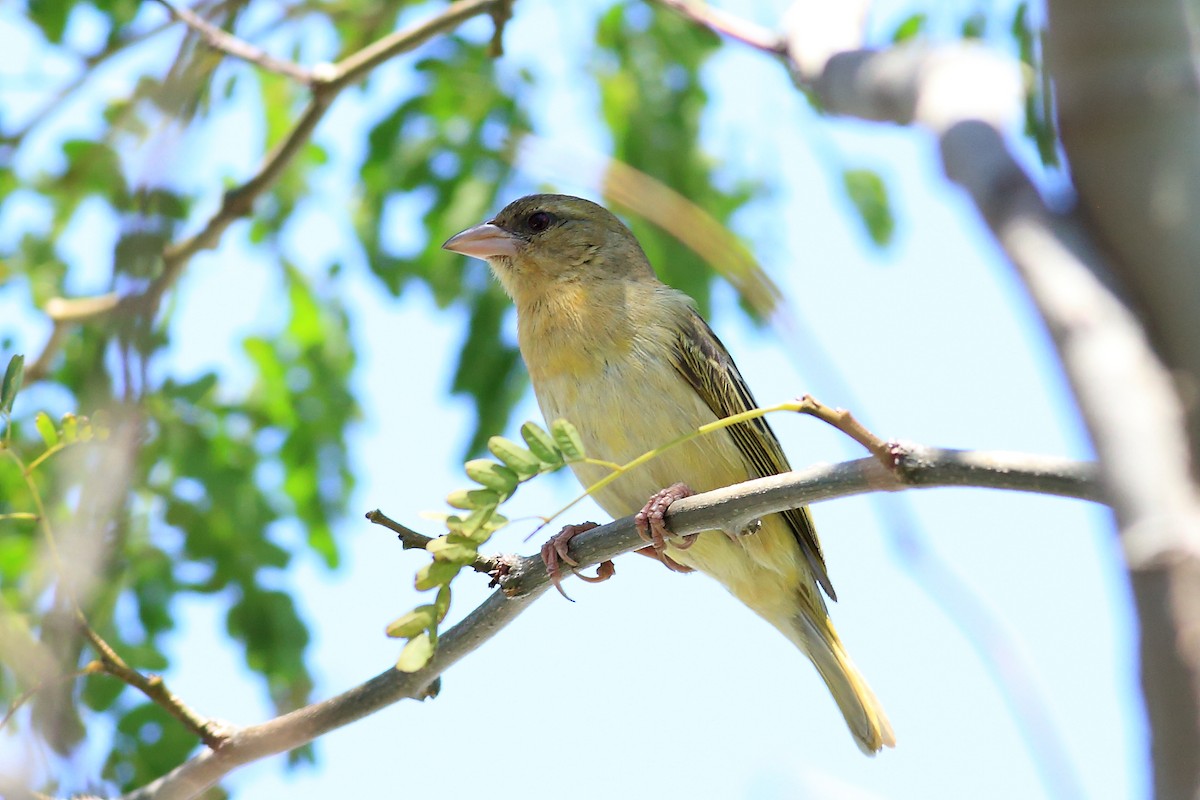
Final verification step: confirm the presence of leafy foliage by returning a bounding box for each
[385,419,583,672]
[0,0,1064,795]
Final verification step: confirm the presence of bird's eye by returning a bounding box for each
[527,211,552,233]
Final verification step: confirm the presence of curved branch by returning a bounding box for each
[650,3,1200,794]
[152,0,312,83]
[24,0,506,383]
[120,447,1101,800]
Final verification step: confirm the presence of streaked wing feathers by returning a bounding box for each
[670,309,836,601]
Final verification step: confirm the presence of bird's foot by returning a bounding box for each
[540,522,615,599]
[634,483,698,569]
[633,545,695,573]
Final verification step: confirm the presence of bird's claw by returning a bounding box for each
[635,545,695,573]
[541,522,614,599]
[633,483,697,569]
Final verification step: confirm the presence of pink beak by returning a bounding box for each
[442,222,520,260]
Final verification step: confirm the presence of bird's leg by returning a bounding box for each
[634,482,699,569]
[540,522,615,599]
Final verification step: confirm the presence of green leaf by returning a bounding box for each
[415,560,461,591]
[842,169,895,248]
[550,419,585,461]
[521,421,563,467]
[459,507,505,542]
[463,458,518,496]
[445,487,500,510]
[891,13,927,42]
[487,435,542,480]
[386,605,438,639]
[1,354,24,416]
[425,535,477,563]
[28,0,70,42]
[434,585,451,621]
[34,411,58,447]
[396,632,434,673]
[61,413,79,443]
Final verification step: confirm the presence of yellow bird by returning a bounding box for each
[444,194,894,754]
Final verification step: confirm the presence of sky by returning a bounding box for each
[0,1,1146,799]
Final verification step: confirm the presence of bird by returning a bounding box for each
[443,194,895,754]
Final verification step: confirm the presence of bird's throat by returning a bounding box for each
[514,281,638,383]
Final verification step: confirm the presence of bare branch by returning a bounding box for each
[322,0,501,90]
[80,624,230,750]
[793,393,895,467]
[488,0,515,56]
[152,0,312,84]
[120,448,1101,800]
[653,0,783,54]
[650,2,1200,792]
[23,0,504,384]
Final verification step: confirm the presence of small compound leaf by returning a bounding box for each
[445,487,501,511]
[434,585,451,621]
[521,421,562,467]
[486,436,542,479]
[386,606,437,639]
[396,632,434,673]
[425,535,478,563]
[550,419,585,461]
[463,459,518,496]
[415,560,462,591]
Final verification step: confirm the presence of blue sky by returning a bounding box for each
[0,1,1144,798]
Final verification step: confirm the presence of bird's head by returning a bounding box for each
[442,194,655,303]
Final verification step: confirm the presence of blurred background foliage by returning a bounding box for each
[0,0,1049,794]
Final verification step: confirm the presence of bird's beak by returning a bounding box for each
[442,222,520,260]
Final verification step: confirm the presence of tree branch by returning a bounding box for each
[652,0,783,54]
[152,0,312,84]
[365,509,502,577]
[119,447,1101,800]
[23,0,505,383]
[80,624,229,750]
[648,2,1200,793]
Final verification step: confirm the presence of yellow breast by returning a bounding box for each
[515,280,814,634]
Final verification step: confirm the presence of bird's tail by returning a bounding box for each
[790,612,896,755]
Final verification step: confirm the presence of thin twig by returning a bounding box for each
[81,623,231,749]
[120,448,1101,800]
[653,0,784,54]
[153,0,312,83]
[488,0,515,56]
[794,393,895,466]
[365,508,501,577]
[322,0,499,89]
[151,0,499,305]
[22,0,503,382]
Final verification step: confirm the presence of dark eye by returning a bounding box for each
[527,211,552,233]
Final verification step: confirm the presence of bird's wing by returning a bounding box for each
[670,308,837,601]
